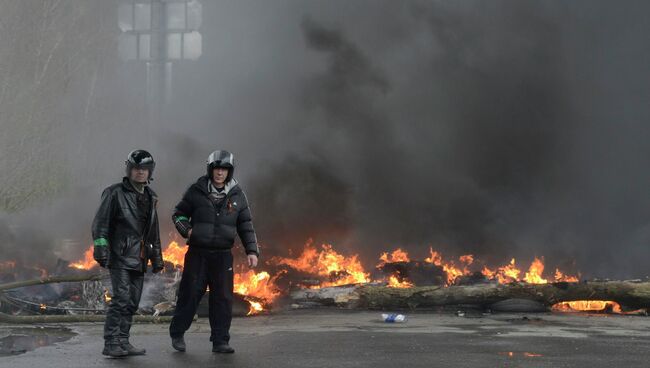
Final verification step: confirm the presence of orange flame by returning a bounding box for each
[70,239,583,314]
[554,269,580,283]
[552,300,622,313]
[379,248,410,264]
[459,255,474,265]
[162,241,187,268]
[482,258,520,284]
[69,246,97,270]
[523,257,548,284]
[104,289,112,303]
[524,352,543,357]
[481,257,580,284]
[234,269,284,315]
[423,248,474,285]
[246,300,264,316]
[270,241,370,287]
[234,269,282,302]
[387,275,413,288]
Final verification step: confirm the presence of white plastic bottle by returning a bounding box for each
[382,313,407,323]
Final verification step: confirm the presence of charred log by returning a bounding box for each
[0,273,103,291]
[376,262,446,286]
[291,281,650,311]
[0,312,174,324]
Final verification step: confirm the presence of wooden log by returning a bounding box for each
[291,281,650,310]
[0,273,104,291]
[0,312,174,324]
[358,281,650,310]
[291,285,361,306]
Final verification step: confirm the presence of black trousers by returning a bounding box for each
[104,268,144,342]
[169,248,234,344]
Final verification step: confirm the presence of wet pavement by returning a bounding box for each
[1,310,650,367]
[0,326,75,356]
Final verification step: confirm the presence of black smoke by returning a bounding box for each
[1,1,650,279]
[249,1,650,279]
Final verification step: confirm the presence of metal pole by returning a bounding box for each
[146,0,171,126]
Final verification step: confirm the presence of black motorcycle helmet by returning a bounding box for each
[125,149,155,180]
[206,150,235,182]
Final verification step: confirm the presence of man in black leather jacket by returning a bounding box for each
[91,150,164,357]
[169,150,259,354]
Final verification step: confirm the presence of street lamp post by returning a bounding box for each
[118,0,202,125]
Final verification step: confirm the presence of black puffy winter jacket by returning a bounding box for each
[91,178,164,272]
[172,176,259,256]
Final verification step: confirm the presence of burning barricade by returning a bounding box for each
[0,238,647,322]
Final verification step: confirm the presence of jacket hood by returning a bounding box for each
[193,175,239,195]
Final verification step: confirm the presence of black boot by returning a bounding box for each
[120,339,146,355]
[102,341,128,357]
[212,343,235,354]
[171,336,186,352]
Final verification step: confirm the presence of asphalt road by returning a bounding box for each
[2,310,650,367]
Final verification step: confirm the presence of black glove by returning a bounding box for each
[93,244,108,268]
[149,247,164,273]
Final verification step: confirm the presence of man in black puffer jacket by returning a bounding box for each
[169,150,259,354]
[92,150,164,357]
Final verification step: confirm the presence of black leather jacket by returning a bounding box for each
[172,176,259,256]
[91,178,164,272]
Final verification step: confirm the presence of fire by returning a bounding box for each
[523,257,548,284]
[500,352,543,358]
[554,269,580,283]
[488,258,521,283]
[234,269,282,302]
[483,257,580,284]
[66,239,589,317]
[424,248,474,285]
[499,259,521,282]
[233,269,284,315]
[378,249,415,287]
[69,246,96,270]
[387,275,413,288]
[379,248,410,264]
[162,241,187,268]
[524,353,543,357]
[270,241,370,287]
[379,247,579,286]
[246,300,264,316]
[552,300,623,313]
[459,255,474,265]
[39,303,46,312]
[104,289,112,303]
[424,249,442,265]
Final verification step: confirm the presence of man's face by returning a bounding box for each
[130,167,149,184]
[212,167,229,186]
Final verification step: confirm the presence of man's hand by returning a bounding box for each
[93,243,109,268]
[247,254,258,268]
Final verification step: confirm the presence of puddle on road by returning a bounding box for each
[0,327,76,356]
